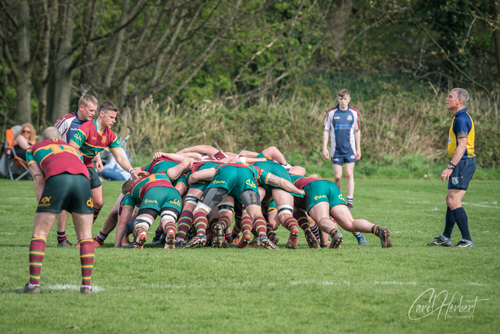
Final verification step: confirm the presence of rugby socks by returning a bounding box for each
[347,196,353,205]
[176,210,193,241]
[207,218,218,235]
[57,231,67,243]
[218,215,232,230]
[372,225,380,236]
[28,238,46,287]
[310,224,320,240]
[282,216,299,232]
[241,215,253,235]
[93,208,101,224]
[443,207,455,239]
[79,238,95,288]
[293,211,312,233]
[133,226,148,239]
[96,231,108,243]
[193,210,208,235]
[154,227,164,241]
[162,220,177,235]
[254,217,268,238]
[452,207,471,241]
[329,228,339,237]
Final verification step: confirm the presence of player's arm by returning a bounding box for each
[237,150,258,158]
[29,163,45,202]
[266,173,305,195]
[110,148,142,180]
[94,152,104,173]
[177,145,218,156]
[441,137,467,182]
[322,130,330,159]
[188,169,215,184]
[115,205,133,248]
[167,160,192,181]
[354,130,361,160]
[153,152,189,162]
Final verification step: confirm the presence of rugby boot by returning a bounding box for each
[93,236,103,248]
[377,226,392,248]
[354,232,368,245]
[260,236,278,249]
[80,287,92,295]
[249,235,260,247]
[206,233,214,247]
[268,232,279,245]
[174,240,184,248]
[329,230,343,249]
[285,227,300,249]
[136,231,148,249]
[17,283,40,294]
[427,235,452,247]
[152,233,166,246]
[305,230,320,249]
[231,233,241,245]
[58,239,73,247]
[164,231,176,249]
[212,223,225,248]
[454,239,474,248]
[183,234,207,248]
[237,232,252,248]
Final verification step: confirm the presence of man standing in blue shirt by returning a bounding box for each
[322,88,366,245]
[53,94,102,247]
[428,88,476,248]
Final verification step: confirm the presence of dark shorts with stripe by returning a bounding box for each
[36,173,93,214]
[448,158,476,190]
[88,167,102,189]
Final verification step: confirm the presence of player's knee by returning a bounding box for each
[218,201,234,214]
[345,171,354,179]
[160,209,178,223]
[277,205,293,217]
[134,216,154,230]
[93,199,104,210]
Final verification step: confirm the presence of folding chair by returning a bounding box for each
[1,125,31,181]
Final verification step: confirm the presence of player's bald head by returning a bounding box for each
[41,127,62,140]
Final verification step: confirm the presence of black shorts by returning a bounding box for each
[448,158,476,190]
[36,173,93,214]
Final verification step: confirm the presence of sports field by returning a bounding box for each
[0,178,498,333]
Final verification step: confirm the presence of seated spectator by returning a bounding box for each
[14,123,36,160]
[98,147,130,181]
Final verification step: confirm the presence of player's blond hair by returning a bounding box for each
[337,89,350,98]
[78,94,98,108]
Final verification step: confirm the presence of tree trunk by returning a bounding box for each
[490,0,500,80]
[16,0,32,124]
[47,2,75,123]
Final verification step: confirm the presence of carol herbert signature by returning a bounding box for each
[408,288,489,320]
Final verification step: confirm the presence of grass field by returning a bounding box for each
[0,178,499,333]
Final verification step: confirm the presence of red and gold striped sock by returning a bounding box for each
[241,215,253,235]
[93,208,101,224]
[219,216,232,230]
[282,216,299,231]
[176,210,193,240]
[162,220,177,235]
[56,231,67,243]
[254,217,268,238]
[193,210,208,235]
[294,211,311,233]
[79,238,95,288]
[29,238,46,286]
[372,225,380,236]
[133,226,148,239]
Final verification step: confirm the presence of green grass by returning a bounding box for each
[0,178,499,333]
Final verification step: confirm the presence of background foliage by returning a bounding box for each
[1,0,499,166]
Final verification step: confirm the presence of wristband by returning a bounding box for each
[129,168,135,174]
[240,157,246,163]
[447,163,455,169]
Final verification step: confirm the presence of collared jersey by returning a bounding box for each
[26,139,89,181]
[54,110,88,143]
[448,108,475,159]
[70,120,120,167]
[123,173,175,208]
[323,105,360,156]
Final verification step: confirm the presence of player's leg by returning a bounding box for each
[72,212,95,294]
[243,191,276,249]
[308,202,344,249]
[91,185,104,223]
[330,204,391,248]
[174,188,202,247]
[132,211,156,248]
[160,207,179,249]
[213,196,234,248]
[332,163,343,191]
[293,210,320,249]
[272,189,300,249]
[344,162,355,209]
[56,211,72,247]
[18,212,58,294]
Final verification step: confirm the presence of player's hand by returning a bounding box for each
[356,152,361,161]
[441,168,453,182]
[153,152,164,160]
[322,148,329,160]
[95,160,104,173]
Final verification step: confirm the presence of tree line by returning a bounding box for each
[1,0,499,130]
